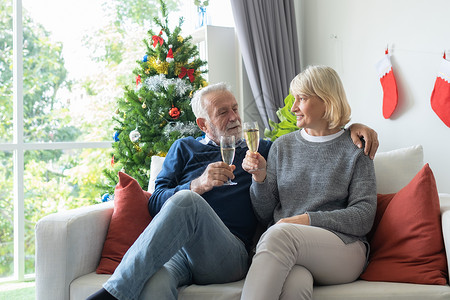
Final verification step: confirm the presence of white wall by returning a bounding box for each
[297,0,450,193]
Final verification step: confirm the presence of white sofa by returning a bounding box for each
[35,145,450,300]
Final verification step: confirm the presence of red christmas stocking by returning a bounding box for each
[375,51,398,119]
[430,54,450,127]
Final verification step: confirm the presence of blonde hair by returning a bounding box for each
[290,65,351,129]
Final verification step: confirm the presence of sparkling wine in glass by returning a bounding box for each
[244,122,260,153]
[220,135,237,186]
[243,122,260,172]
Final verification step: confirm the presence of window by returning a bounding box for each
[1,0,234,283]
[0,1,13,144]
[0,151,14,278]
[0,0,124,281]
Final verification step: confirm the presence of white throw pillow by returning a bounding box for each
[148,156,165,193]
[374,145,424,194]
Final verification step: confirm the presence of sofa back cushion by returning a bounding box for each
[373,144,423,193]
[149,155,165,193]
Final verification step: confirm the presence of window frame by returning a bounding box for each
[0,0,111,282]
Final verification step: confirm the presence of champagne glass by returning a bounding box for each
[220,135,237,186]
[243,121,260,153]
[244,122,260,172]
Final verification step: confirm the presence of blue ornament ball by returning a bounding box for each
[113,131,120,142]
[143,54,148,62]
[101,193,110,202]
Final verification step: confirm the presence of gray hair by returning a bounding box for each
[191,82,232,120]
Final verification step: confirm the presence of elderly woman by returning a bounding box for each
[241,65,377,300]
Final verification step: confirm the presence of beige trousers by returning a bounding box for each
[241,223,367,300]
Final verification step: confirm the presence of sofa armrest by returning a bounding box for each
[35,201,114,300]
[440,193,450,283]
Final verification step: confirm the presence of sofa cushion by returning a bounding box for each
[373,144,423,194]
[148,155,165,193]
[360,164,448,285]
[70,272,450,300]
[96,172,153,274]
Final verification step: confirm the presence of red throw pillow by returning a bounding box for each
[365,193,395,242]
[96,172,153,274]
[360,164,448,285]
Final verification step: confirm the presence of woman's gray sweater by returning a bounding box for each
[251,129,377,245]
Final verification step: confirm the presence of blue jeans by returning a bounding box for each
[103,190,249,300]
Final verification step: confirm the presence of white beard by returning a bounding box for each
[207,120,242,144]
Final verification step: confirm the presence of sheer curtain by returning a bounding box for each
[230,0,301,128]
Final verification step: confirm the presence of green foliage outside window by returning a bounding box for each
[0,0,179,278]
[0,0,76,277]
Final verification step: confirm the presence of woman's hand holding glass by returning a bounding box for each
[242,150,267,182]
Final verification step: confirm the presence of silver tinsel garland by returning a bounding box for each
[142,74,193,97]
[163,121,201,138]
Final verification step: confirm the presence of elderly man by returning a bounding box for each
[88,82,378,300]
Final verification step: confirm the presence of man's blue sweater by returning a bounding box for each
[148,136,272,250]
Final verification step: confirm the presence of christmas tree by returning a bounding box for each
[102,0,207,197]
